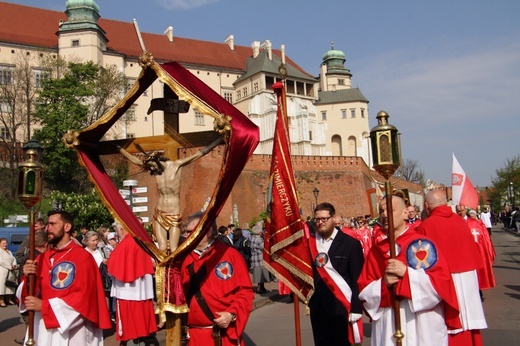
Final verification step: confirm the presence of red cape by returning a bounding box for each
[34,241,111,329]
[358,229,461,330]
[416,206,482,273]
[108,235,154,282]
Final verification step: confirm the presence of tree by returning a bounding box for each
[395,159,426,185]
[50,189,113,231]
[33,61,127,193]
[0,52,42,198]
[489,155,520,213]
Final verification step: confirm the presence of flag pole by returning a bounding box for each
[279,64,303,346]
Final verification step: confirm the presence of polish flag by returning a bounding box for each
[452,154,478,210]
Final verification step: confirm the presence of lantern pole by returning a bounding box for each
[17,139,44,346]
[369,111,404,345]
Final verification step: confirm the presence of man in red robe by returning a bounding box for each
[417,190,487,346]
[108,222,157,344]
[20,210,111,345]
[465,210,496,291]
[358,196,461,345]
[181,212,254,346]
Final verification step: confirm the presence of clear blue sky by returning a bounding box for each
[13,0,520,187]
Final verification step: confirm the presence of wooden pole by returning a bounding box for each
[384,181,404,346]
[292,293,301,346]
[25,209,36,346]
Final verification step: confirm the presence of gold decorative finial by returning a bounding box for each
[278,63,287,80]
[214,114,232,135]
[62,130,80,148]
[139,51,154,68]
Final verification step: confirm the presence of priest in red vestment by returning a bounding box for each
[358,196,461,346]
[108,222,157,343]
[19,210,111,345]
[181,212,254,346]
[466,210,496,290]
[417,190,487,346]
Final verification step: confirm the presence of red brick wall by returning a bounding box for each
[129,148,421,228]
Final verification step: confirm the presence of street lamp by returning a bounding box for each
[17,138,44,346]
[369,110,404,345]
[313,187,320,208]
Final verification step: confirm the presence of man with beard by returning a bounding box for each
[19,210,111,345]
[308,202,365,345]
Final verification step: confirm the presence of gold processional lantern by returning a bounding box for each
[369,110,404,345]
[17,139,44,208]
[370,110,401,180]
[17,138,44,346]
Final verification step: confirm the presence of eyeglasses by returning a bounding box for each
[314,217,331,224]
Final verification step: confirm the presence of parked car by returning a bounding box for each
[0,227,30,253]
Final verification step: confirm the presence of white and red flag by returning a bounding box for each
[263,81,314,303]
[452,153,478,210]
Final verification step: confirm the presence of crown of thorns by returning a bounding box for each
[142,152,168,176]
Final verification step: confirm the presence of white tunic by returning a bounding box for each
[359,268,448,346]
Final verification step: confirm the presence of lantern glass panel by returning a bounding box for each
[26,170,36,194]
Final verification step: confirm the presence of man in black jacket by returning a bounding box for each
[308,202,365,345]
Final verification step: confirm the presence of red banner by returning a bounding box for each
[263,81,314,303]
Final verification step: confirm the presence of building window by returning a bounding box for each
[33,69,49,88]
[127,133,135,139]
[143,88,148,97]
[0,99,12,113]
[126,78,136,92]
[224,92,233,103]
[350,109,356,118]
[236,90,241,100]
[144,116,148,122]
[341,109,347,119]
[72,40,80,47]
[0,127,10,140]
[361,108,365,118]
[0,65,14,85]
[243,87,248,97]
[253,82,259,93]
[321,111,327,120]
[338,79,345,85]
[194,109,205,126]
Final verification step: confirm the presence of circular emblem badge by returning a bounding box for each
[314,252,329,268]
[215,261,234,280]
[406,239,438,270]
[50,261,76,290]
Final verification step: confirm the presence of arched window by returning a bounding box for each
[347,136,357,156]
[332,135,342,156]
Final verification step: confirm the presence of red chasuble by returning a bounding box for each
[416,206,483,273]
[36,241,111,330]
[465,218,496,290]
[181,241,254,346]
[358,229,461,331]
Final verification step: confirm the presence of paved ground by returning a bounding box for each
[0,274,281,345]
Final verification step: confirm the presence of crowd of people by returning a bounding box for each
[8,189,498,346]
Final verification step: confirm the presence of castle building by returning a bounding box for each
[0,0,370,165]
[0,0,419,224]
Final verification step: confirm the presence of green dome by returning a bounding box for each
[322,42,346,61]
[66,0,100,13]
[321,42,352,77]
